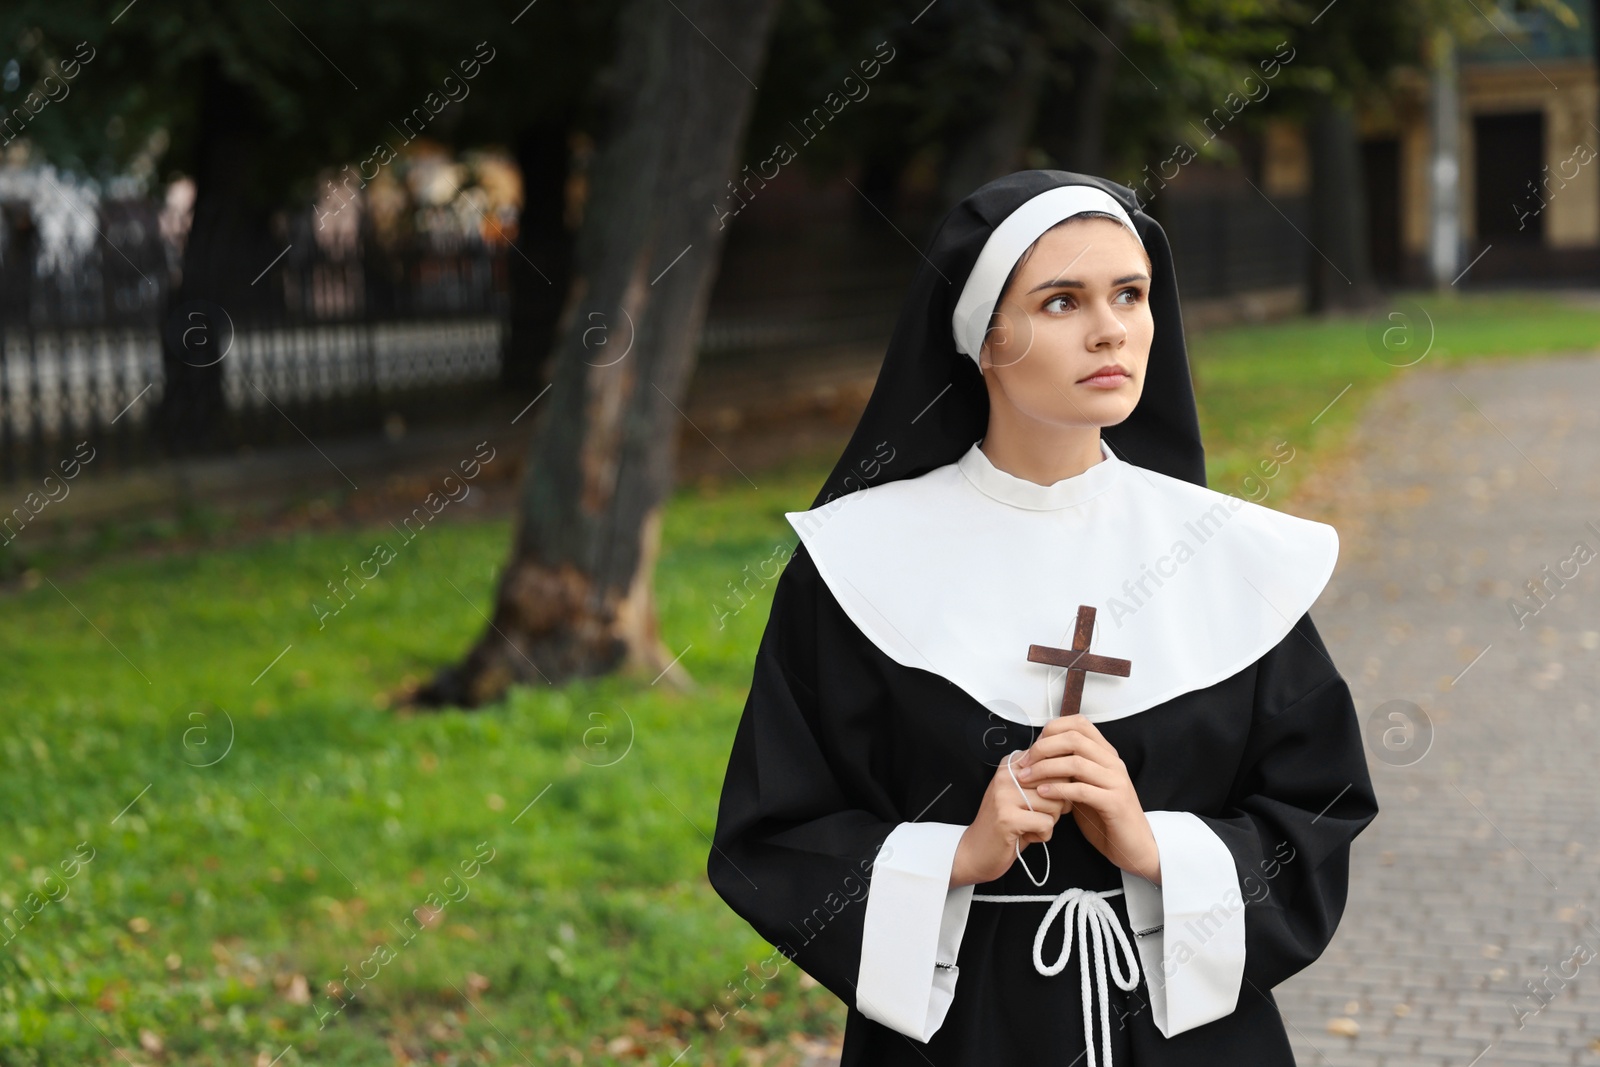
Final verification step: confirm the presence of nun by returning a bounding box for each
[707,169,1379,1066]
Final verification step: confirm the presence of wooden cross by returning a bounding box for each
[1027,605,1132,717]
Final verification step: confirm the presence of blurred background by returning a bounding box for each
[4,0,1600,1064]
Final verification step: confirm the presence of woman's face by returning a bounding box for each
[978,217,1152,431]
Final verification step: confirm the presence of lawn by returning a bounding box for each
[1188,289,1600,500]
[1,468,834,1066]
[2,289,1596,1065]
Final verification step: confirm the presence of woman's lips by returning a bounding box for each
[1079,370,1130,389]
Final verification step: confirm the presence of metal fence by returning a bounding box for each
[0,196,511,485]
[0,183,1312,488]
[1161,189,1311,301]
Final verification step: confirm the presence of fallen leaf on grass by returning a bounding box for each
[281,973,311,1006]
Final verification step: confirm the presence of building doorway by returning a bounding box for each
[1360,137,1402,284]
[1473,110,1545,246]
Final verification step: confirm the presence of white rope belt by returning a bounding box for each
[971,886,1142,1067]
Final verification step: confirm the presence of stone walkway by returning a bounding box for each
[1277,351,1600,1066]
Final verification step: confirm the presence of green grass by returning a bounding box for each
[2,289,1597,1065]
[0,459,840,1066]
[1189,289,1600,501]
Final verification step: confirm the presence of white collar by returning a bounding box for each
[787,446,1337,726]
[957,438,1120,511]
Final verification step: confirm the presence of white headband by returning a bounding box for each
[950,185,1145,364]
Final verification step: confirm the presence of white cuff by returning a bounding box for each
[856,822,976,1041]
[1120,810,1246,1037]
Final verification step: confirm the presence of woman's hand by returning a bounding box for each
[949,752,1067,888]
[1014,715,1162,885]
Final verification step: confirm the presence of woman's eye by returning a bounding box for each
[1118,287,1143,304]
[1044,295,1074,313]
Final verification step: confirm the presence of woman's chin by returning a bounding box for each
[1059,390,1140,426]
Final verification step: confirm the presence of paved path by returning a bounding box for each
[1277,351,1600,1066]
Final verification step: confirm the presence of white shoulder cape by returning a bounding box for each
[786,439,1337,726]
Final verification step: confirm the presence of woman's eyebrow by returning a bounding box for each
[1025,272,1149,294]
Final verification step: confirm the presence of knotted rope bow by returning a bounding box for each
[971,886,1143,1067]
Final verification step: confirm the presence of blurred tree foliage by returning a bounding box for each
[0,1,608,202]
[740,0,1543,308]
[746,0,1519,190]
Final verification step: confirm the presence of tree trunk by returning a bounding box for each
[1067,1,1128,176]
[939,33,1049,210]
[415,0,783,709]
[500,117,577,391]
[1306,95,1380,312]
[155,52,280,456]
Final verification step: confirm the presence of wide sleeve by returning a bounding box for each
[1120,611,1379,1038]
[707,543,974,1041]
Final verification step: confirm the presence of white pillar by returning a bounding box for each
[1428,27,1462,287]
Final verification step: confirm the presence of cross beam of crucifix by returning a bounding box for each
[1026,604,1132,717]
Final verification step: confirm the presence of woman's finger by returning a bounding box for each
[1022,788,1067,816]
[1039,779,1117,811]
[995,757,1067,815]
[1025,754,1118,790]
[1020,730,1118,774]
[1039,714,1110,746]
[1004,777,1067,816]
[1010,811,1057,842]
[1030,719,1116,760]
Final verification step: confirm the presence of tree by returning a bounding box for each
[415,0,783,707]
[1279,0,1422,312]
[157,50,284,453]
[438,2,616,393]
[1264,0,1503,311]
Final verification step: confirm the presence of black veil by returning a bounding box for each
[808,169,1205,510]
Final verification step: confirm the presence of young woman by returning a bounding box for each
[708,170,1378,1066]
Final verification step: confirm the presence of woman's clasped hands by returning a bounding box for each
[950,714,1162,888]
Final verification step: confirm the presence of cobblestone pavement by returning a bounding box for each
[1276,351,1600,1066]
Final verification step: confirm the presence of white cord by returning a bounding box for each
[969,887,1141,1067]
[1006,750,1050,887]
